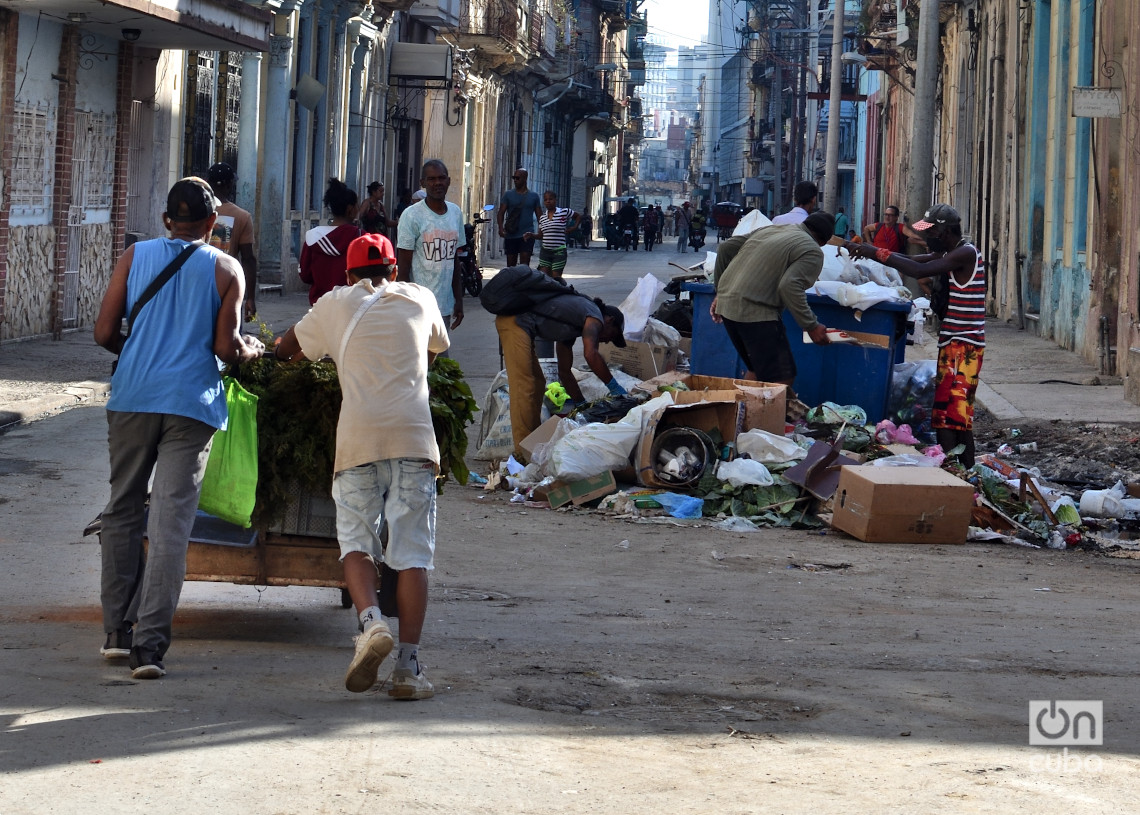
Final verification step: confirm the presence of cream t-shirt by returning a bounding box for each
[293,278,450,473]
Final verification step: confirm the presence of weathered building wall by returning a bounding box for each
[1,225,54,340]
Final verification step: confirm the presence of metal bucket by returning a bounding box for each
[650,427,717,491]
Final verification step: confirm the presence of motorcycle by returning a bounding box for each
[457,204,494,297]
[622,226,634,251]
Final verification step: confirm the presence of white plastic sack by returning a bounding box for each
[736,428,807,464]
[716,458,775,487]
[474,370,514,460]
[547,421,643,481]
[854,258,905,288]
[702,250,718,274]
[818,246,863,283]
[639,316,681,348]
[732,209,772,237]
[809,280,912,311]
[618,273,666,341]
[530,417,582,469]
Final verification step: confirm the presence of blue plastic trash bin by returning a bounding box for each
[685,282,910,422]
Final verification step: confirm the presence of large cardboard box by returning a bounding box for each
[830,466,974,544]
[600,340,681,380]
[636,394,744,488]
[635,373,786,434]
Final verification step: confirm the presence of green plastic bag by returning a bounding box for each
[198,377,259,528]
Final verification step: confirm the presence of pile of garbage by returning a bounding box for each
[472,360,1140,552]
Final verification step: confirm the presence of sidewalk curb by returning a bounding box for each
[974,380,1023,421]
[0,381,110,428]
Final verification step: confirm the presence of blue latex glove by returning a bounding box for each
[605,377,627,396]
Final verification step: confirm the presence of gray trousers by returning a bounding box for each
[100,411,215,656]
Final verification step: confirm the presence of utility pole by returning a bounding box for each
[823,0,844,211]
[772,64,783,212]
[907,0,939,222]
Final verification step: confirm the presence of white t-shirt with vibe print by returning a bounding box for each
[396,200,465,317]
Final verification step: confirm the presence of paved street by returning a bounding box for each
[2,245,1140,812]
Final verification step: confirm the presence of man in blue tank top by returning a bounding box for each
[94,177,264,679]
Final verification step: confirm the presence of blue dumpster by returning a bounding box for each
[683,282,748,379]
[684,283,911,422]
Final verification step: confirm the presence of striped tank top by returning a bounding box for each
[938,245,985,348]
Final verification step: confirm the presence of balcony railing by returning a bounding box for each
[451,0,520,55]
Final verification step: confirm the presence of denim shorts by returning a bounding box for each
[332,458,437,571]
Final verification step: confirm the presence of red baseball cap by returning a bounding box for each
[346,233,397,275]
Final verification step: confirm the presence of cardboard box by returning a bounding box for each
[635,373,786,434]
[636,395,744,488]
[600,340,681,380]
[830,466,974,544]
[546,471,619,509]
[519,416,563,461]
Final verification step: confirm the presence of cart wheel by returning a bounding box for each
[340,588,353,609]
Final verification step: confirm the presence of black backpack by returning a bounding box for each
[479,265,584,315]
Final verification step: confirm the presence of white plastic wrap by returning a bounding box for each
[715,458,775,487]
[735,428,807,464]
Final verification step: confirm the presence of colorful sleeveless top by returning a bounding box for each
[938,245,986,348]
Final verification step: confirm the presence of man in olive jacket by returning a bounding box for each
[710,211,836,386]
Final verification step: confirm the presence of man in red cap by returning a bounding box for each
[276,233,450,700]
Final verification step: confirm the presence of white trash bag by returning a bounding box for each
[547,421,642,482]
[618,273,666,341]
[716,458,775,487]
[736,428,806,464]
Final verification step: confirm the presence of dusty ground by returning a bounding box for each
[973,409,1140,488]
[3,404,1140,813]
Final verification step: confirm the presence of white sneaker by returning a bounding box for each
[344,622,394,693]
[388,668,434,700]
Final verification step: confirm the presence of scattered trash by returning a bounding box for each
[1080,481,1140,519]
[713,516,761,532]
[651,492,705,519]
[1017,442,1038,453]
[787,562,852,572]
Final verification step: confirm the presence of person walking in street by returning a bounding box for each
[275,233,449,699]
[710,211,837,387]
[847,204,984,467]
[397,159,466,331]
[833,206,850,239]
[300,179,362,305]
[654,205,666,245]
[495,286,628,458]
[526,190,580,280]
[642,205,659,251]
[206,162,257,321]
[359,181,397,237]
[675,202,694,252]
[771,181,818,225]
[497,168,542,266]
[93,177,264,679]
